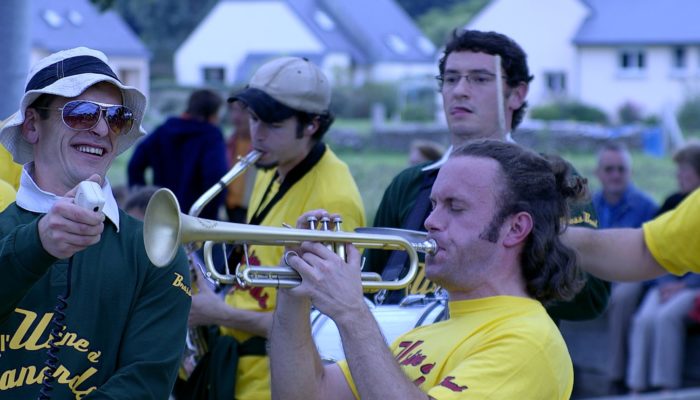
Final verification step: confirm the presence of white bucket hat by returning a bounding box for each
[0,47,147,164]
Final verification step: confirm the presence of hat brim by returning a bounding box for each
[230,88,296,123]
[0,73,146,164]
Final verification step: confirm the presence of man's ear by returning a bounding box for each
[304,117,320,138]
[507,82,528,112]
[502,211,533,248]
[21,108,41,144]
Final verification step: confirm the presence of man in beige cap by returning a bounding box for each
[0,47,191,399]
[182,57,365,400]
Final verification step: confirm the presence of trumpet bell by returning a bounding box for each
[144,188,182,267]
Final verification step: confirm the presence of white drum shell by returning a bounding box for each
[311,299,446,363]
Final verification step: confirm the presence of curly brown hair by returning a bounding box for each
[452,139,587,304]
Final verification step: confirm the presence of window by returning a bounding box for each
[618,48,646,77]
[67,10,83,26]
[42,9,63,28]
[544,72,566,96]
[386,34,408,55]
[202,67,225,84]
[673,46,687,69]
[313,10,335,31]
[118,68,140,88]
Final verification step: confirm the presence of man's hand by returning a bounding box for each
[284,209,367,322]
[38,175,105,259]
[189,263,227,327]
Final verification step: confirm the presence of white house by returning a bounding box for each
[174,0,436,87]
[467,0,700,120]
[31,0,150,98]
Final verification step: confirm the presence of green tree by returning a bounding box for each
[395,0,462,18]
[89,0,218,79]
[417,0,489,45]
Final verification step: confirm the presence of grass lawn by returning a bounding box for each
[109,146,678,225]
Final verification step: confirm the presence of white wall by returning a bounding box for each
[110,55,150,99]
[175,1,324,86]
[29,49,149,99]
[370,62,435,83]
[466,0,589,107]
[578,46,700,119]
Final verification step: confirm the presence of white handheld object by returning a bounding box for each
[74,181,105,212]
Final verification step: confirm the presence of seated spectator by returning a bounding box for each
[591,142,657,394]
[626,140,700,394]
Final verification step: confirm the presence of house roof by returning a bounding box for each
[574,0,700,45]
[233,52,325,83]
[31,0,149,57]
[223,0,435,65]
[314,0,436,63]
[285,0,370,65]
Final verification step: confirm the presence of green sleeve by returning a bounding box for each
[0,206,56,321]
[364,165,425,275]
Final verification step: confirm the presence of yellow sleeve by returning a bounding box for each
[0,179,17,212]
[336,361,360,400]
[0,146,21,189]
[643,189,700,275]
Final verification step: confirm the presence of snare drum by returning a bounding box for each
[311,295,447,362]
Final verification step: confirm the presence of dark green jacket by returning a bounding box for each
[0,205,191,399]
[366,161,609,322]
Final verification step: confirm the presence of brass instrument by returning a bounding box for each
[144,189,437,291]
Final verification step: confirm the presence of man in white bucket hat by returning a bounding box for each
[0,47,191,399]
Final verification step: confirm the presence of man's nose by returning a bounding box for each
[451,76,473,97]
[91,111,110,137]
[424,207,442,231]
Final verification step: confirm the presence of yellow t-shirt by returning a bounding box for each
[643,188,700,275]
[0,145,21,190]
[339,296,573,399]
[0,179,17,212]
[223,145,366,400]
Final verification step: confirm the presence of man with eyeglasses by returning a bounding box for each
[365,29,609,323]
[0,47,191,399]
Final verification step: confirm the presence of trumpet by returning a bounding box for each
[144,189,437,290]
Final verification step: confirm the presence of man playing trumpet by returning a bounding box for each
[270,140,585,399]
[183,57,365,399]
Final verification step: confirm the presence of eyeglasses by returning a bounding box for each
[36,100,135,135]
[602,165,627,174]
[435,71,503,88]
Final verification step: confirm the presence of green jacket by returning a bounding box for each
[366,161,609,322]
[0,205,191,399]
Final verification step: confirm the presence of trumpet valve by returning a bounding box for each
[306,215,318,230]
[333,216,343,231]
[320,216,331,230]
[319,217,334,253]
[332,216,346,260]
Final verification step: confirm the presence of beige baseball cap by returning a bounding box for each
[230,57,330,123]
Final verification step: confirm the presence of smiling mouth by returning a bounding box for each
[76,145,105,156]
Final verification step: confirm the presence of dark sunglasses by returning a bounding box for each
[36,100,134,135]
